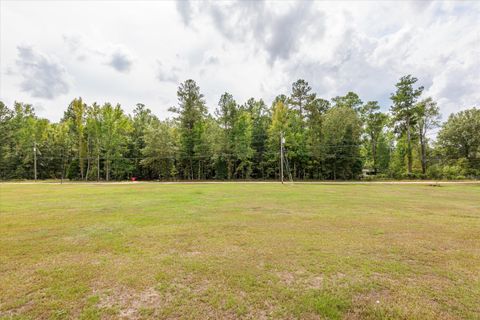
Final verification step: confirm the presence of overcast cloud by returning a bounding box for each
[107,48,134,73]
[15,45,70,99]
[0,0,478,121]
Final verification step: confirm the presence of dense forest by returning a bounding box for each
[0,75,479,181]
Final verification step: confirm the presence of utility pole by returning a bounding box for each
[33,141,37,181]
[280,132,284,184]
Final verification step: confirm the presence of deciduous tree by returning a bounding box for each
[390,75,424,174]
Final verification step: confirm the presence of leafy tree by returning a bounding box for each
[245,98,270,179]
[2,77,475,181]
[332,92,363,111]
[415,97,440,174]
[100,103,132,181]
[390,75,424,174]
[85,103,103,180]
[193,115,216,180]
[305,98,330,179]
[290,79,315,119]
[0,102,13,179]
[10,102,40,178]
[215,92,237,179]
[266,100,289,178]
[169,79,208,179]
[361,101,388,174]
[63,98,87,179]
[437,108,480,174]
[322,106,362,180]
[376,132,393,174]
[215,93,237,130]
[286,106,308,179]
[129,103,159,179]
[141,120,177,180]
[288,80,314,178]
[388,135,408,178]
[50,121,72,180]
[272,94,288,106]
[232,110,254,178]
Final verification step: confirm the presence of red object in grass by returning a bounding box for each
[131,177,137,181]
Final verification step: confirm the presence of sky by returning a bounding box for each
[1,0,479,122]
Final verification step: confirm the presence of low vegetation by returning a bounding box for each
[1,183,479,319]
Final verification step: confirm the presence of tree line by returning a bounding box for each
[0,75,479,181]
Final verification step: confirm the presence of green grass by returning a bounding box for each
[0,183,479,319]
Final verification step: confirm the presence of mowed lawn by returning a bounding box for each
[0,183,479,320]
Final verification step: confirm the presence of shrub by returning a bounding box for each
[426,164,442,179]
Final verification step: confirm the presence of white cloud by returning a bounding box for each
[156,61,180,83]
[15,45,70,99]
[176,0,192,26]
[106,46,134,73]
[0,0,478,122]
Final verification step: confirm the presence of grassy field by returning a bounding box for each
[0,183,479,319]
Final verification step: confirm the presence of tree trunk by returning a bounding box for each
[85,136,90,181]
[97,154,100,181]
[85,160,90,181]
[61,153,66,183]
[79,145,84,180]
[189,158,193,180]
[227,159,232,180]
[406,117,412,174]
[419,127,426,175]
[106,158,110,181]
[198,160,201,180]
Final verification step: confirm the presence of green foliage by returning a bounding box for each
[416,97,441,174]
[232,110,254,178]
[0,101,13,179]
[169,79,208,179]
[435,108,480,178]
[215,92,238,179]
[129,103,159,178]
[266,99,289,178]
[0,76,476,181]
[290,79,315,118]
[361,101,389,174]
[322,106,363,180]
[141,120,177,180]
[246,98,270,179]
[390,75,424,174]
[437,108,479,160]
[332,92,363,111]
[63,98,87,179]
[99,103,132,180]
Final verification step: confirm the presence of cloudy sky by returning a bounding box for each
[1,0,479,121]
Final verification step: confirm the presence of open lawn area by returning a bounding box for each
[0,183,479,319]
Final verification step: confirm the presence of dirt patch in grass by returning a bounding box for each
[1,183,479,319]
[92,286,163,319]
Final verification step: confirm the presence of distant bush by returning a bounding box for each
[424,158,473,180]
[375,173,389,180]
[426,164,442,180]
